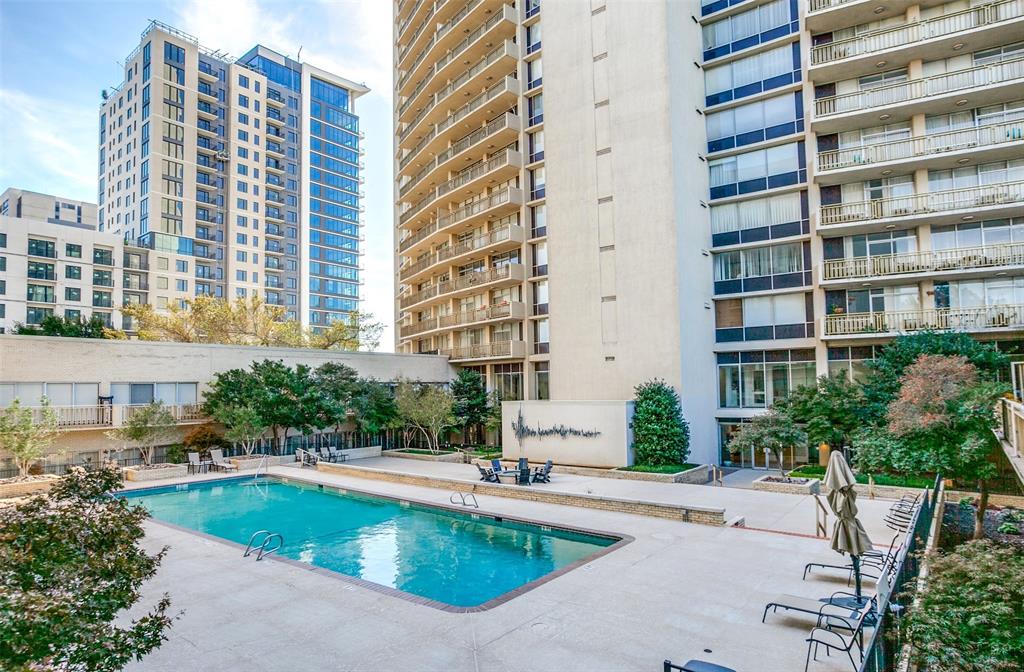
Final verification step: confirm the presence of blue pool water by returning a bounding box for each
[121,477,618,607]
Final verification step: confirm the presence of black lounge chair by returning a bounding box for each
[804,598,876,671]
[532,459,553,483]
[490,459,505,474]
[476,464,499,483]
[803,538,902,583]
[763,590,872,625]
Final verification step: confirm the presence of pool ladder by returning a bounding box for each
[449,491,479,508]
[244,530,284,560]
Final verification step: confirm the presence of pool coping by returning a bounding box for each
[120,473,635,614]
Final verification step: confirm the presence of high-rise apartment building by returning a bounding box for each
[100,21,368,331]
[396,0,1024,465]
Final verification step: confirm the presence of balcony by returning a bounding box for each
[816,119,1024,184]
[196,102,217,121]
[441,340,527,362]
[265,241,285,255]
[399,148,523,228]
[812,57,1024,133]
[809,0,1024,82]
[197,83,217,102]
[266,142,285,157]
[822,303,1024,338]
[400,301,526,340]
[822,242,1024,286]
[267,89,286,107]
[400,224,525,283]
[818,180,1024,234]
[123,280,150,291]
[399,263,526,310]
[266,158,285,174]
[398,187,524,256]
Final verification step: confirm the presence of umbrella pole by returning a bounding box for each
[852,555,863,602]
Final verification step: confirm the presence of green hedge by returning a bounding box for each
[618,463,699,474]
[788,467,933,489]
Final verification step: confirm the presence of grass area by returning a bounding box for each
[617,463,700,474]
[787,465,933,489]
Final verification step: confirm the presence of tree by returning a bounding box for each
[905,540,1024,672]
[882,354,1007,539]
[217,405,266,456]
[350,380,399,436]
[204,361,292,450]
[182,424,225,456]
[13,314,126,340]
[394,381,454,454]
[0,464,173,670]
[632,379,691,466]
[727,410,807,473]
[0,398,63,477]
[106,401,178,467]
[774,373,866,449]
[314,362,360,434]
[862,331,1009,420]
[309,312,385,351]
[122,296,233,344]
[450,369,491,445]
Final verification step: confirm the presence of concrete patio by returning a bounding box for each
[122,458,908,672]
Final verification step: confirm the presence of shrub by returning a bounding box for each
[164,444,186,464]
[632,379,691,467]
[906,540,1024,672]
[997,521,1020,535]
[0,464,173,669]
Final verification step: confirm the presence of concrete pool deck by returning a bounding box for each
[123,461,909,672]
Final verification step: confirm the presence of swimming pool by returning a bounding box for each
[121,476,624,609]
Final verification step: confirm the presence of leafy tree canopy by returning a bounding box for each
[450,369,492,442]
[727,409,806,471]
[632,379,691,466]
[13,315,126,340]
[0,398,63,477]
[0,465,173,670]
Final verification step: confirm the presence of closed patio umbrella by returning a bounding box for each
[825,450,873,604]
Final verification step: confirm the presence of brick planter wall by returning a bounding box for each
[316,462,725,525]
[752,474,820,496]
[548,464,710,484]
[123,464,189,482]
[0,476,59,499]
[382,449,464,463]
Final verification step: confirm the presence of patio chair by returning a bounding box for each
[476,464,499,483]
[762,590,871,625]
[209,449,238,472]
[803,538,902,582]
[187,452,211,474]
[491,459,505,474]
[803,599,875,671]
[532,459,553,483]
[320,445,344,463]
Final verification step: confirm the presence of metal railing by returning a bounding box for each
[440,339,526,361]
[811,0,1024,65]
[822,242,1024,281]
[815,57,1024,118]
[400,223,523,280]
[823,303,1024,336]
[819,180,1024,227]
[857,476,941,672]
[818,119,1024,172]
[25,403,207,429]
[398,187,521,253]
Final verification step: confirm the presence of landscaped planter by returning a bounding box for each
[558,464,710,484]
[381,448,464,463]
[123,464,188,482]
[229,455,286,470]
[752,474,820,495]
[0,474,60,499]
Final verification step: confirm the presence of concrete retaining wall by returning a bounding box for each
[752,475,820,496]
[316,462,725,526]
[550,464,710,484]
[382,449,464,463]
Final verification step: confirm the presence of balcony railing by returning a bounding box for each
[815,57,1024,118]
[399,111,518,190]
[809,0,858,10]
[24,403,207,429]
[822,242,1024,281]
[823,304,1024,336]
[818,119,1024,172]
[399,187,520,253]
[399,263,524,309]
[400,302,524,339]
[440,340,526,361]
[819,180,1024,226]
[400,225,524,281]
[400,149,520,227]
[811,0,1024,66]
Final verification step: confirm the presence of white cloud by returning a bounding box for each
[0,89,98,201]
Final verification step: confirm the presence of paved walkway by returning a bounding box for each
[320,456,899,542]
[123,461,898,672]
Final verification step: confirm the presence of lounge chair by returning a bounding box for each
[187,452,211,474]
[803,538,902,582]
[803,599,876,671]
[476,464,499,483]
[532,459,553,483]
[209,449,238,472]
[319,445,345,463]
[491,459,505,474]
[762,590,871,625]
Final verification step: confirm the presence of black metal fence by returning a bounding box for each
[857,474,942,672]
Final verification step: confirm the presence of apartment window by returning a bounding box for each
[26,307,53,325]
[175,260,188,273]
[0,256,5,272]
[0,280,4,295]
[238,94,249,108]
[714,242,807,295]
[27,261,55,280]
[175,279,188,292]
[827,346,878,382]
[163,42,184,64]
[530,167,546,200]
[237,251,248,262]
[527,58,543,90]
[533,362,550,400]
[238,129,249,142]
[528,130,545,163]
[928,159,1024,191]
[528,93,544,126]
[92,290,112,308]
[65,287,81,302]
[238,74,249,88]
[526,22,541,52]
[709,142,803,198]
[493,363,523,401]
[711,191,804,239]
[717,349,815,409]
[704,44,797,106]
[973,41,1024,66]
[27,284,55,303]
[28,239,56,258]
[65,243,82,258]
[534,318,550,354]
[236,270,247,282]
[933,218,1024,250]
[532,241,548,276]
[706,93,800,152]
[93,269,114,287]
[65,265,82,280]
[530,204,547,238]
[702,0,791,60]
[64,309,81,321]
[0,232,5,247]
[935,278,1024,310]
[163,63,184,85]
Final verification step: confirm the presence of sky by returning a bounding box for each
[0,0,397,350]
